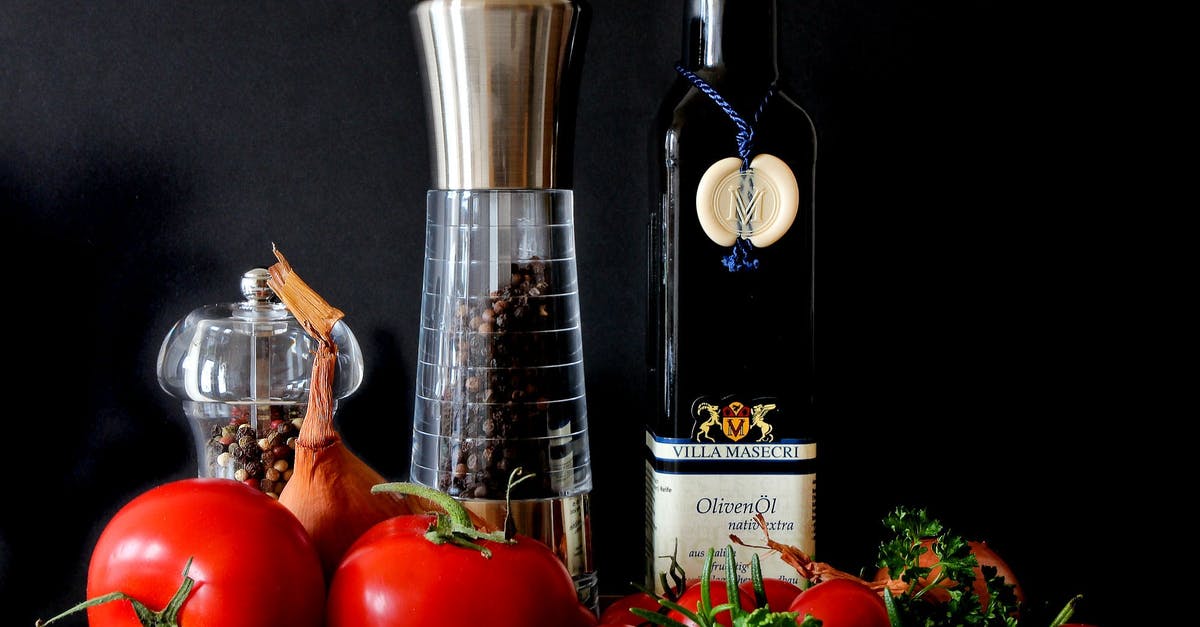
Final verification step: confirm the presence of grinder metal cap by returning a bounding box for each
[411,0,587,190]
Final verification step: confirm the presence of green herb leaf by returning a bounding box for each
[884,586,904,627]
[630,607,693,627]
[875,507,1022,627]
[877,507,940,588]
[732,607,806,627]
[747,553,769,609]
[1048,594,1083,627]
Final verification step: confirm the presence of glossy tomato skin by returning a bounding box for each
[86,478,325,627]
[786,579,889,627]
[737,577,804,612]
[599,591,661,626]
[326,515,597,627]
[666,582,755,627]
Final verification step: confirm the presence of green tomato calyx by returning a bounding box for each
[372,468,536,557]
[35,557,196,627]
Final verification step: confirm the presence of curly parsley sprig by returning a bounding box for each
[729,506,1088,627]
[876,507,1021,626]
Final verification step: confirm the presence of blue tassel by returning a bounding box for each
[676,65,776,272]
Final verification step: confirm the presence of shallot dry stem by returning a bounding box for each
[729,512,908,597]
[267,245,412,579]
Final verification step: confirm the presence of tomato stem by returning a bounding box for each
[371,480,513,557]
[35,557,196,627]
[372,481,473,526]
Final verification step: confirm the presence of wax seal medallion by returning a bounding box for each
[696,154,798,247]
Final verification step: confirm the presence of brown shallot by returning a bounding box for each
[266,245,412,578]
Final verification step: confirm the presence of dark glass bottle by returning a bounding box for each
[645,0,817,591]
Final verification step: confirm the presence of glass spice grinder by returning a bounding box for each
[156,268,364,496]
[409,0,596,612]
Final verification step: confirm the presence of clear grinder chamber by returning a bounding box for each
[408,0,596,612]
[156,268,364,495]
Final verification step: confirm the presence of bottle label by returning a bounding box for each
[695,154,799,248]
[644,397,816,591]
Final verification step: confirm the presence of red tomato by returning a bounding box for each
[326,515,597,627]
[737,577,804,612]
[666,581,755,627]
[786,579,889,627]
[85,478,325,627]
[599,591,662,625]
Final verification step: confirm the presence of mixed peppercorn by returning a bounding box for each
[441,257,578,500]
[204,404,304,498]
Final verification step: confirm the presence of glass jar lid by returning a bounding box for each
[156,268,363,404]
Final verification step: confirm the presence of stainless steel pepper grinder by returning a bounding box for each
[409,0,596,612]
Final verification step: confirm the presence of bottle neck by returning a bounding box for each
[682,0,779,81]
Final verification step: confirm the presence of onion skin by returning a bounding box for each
[965,540,1024,606]
[874,538,1024,608]
[276,340,412,579]
[266,246,493,580]
[267,248,413,579]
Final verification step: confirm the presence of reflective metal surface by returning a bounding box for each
[412,0,585,189]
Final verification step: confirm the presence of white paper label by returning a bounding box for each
[645,431,816,592]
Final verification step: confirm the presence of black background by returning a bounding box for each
[1,1,1140,625]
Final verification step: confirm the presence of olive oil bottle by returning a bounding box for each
[644,0,817,590]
